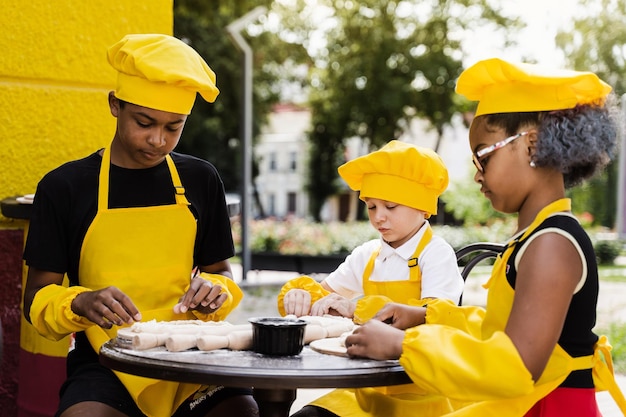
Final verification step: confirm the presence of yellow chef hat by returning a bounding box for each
[107,33,219,115]
[456,58,611,116]
[338,140,448,215]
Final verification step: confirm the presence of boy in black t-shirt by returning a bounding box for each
[23,34,258,417]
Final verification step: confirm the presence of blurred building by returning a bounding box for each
[254,104,471,221]
[254,103,311,219]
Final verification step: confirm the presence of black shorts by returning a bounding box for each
[57,333,252,417]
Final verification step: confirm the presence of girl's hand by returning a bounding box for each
[373,303,426,330]
[311,293,356,318]
[72,287,141,329]
[345,320,404,360]
[283,289,312,317]
[174,276,227,314]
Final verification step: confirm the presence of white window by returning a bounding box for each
[268,193,276,216]
[287,192,297,213]
[269,152,277,171]
[289,151,297,171]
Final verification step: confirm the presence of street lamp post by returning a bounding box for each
[226,6,267,281]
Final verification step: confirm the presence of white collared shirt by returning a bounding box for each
[324,222,464,304]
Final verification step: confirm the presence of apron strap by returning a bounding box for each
[98,147,112,212]
[593,335,626,414]
[517,199,571,244]
[98,148,190,211]
[408,225,433,268]
[362,246,381,281]
[165,155,190,206]
[363,224,433,283]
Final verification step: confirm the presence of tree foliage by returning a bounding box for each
[173,0,302,197]
[173,1,519,222]
[440,166,506,226]
[274,0,516,220]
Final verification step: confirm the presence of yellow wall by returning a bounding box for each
[0,0,173,225]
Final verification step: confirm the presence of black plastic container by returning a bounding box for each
[249,317,308,356]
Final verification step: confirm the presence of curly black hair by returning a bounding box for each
[478,98,620,188]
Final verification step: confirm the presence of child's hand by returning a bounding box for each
[283,289,312,317]
[345,320,404,360]
[311,293,356,318]
[174,276,227,314]
[71,287,141,329]
[373,303,426,330]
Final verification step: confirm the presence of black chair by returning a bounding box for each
[455,242,505,305]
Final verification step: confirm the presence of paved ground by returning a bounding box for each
[228,262,626,415]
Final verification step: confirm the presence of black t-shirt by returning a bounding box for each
[23,150,235,286]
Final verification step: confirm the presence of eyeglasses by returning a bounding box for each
[472,131,530,173]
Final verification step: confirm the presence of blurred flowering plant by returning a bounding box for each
[231,218,519,256]
[231,218,377,255]
[231,217,622,265]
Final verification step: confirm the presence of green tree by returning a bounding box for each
[440,167,506,226]
[276,0,516,220]
[555,0,626,227]
[173,1,306,207]
[172,1,522,223]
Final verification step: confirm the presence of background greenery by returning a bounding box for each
[232,217,625,265]
[173,0,624,226]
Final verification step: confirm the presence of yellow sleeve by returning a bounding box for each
[353,297,486,330]
[29,284,94,341]
[353,295,393,324]
[191,273,243,322]
[421,298,485,337]
[276,276,330,316]
[399,324,534,401]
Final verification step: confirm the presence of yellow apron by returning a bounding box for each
[79,146,202,417]
[462,198,626,416]
[399,199,626,416]
[312,225,455,417]
[361,225,431,302]
[352,226,434,323]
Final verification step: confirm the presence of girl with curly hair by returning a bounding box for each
[344,58,626,416]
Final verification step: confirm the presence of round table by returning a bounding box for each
[100,340,411,417]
